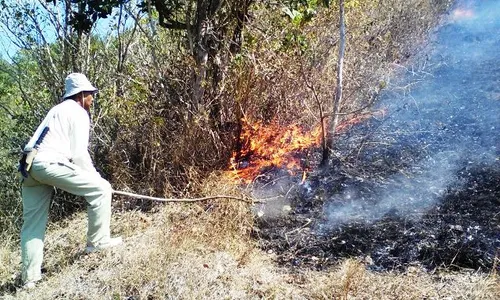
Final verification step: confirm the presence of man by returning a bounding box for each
[19,73,122,288]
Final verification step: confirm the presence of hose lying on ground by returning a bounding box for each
[112,190,262,204]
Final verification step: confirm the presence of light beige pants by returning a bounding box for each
[21,160,112,283]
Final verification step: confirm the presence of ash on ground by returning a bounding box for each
[254,163,499,272]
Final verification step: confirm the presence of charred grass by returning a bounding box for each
[256,165,500,272]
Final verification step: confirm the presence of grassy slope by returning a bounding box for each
[1,185,498,299]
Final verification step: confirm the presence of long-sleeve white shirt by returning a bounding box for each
[25,99,97,173]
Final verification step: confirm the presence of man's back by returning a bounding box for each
[28,100,91,167]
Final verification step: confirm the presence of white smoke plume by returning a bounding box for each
[323,0,500,228]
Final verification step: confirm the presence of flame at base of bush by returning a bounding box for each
[226,112,381,184]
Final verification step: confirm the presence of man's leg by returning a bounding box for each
[30,161,115,247]
[21,174,53,283]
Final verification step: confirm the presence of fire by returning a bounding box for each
[226,111,381,184]
[227,118,322,183]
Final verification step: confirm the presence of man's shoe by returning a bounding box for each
[85,236,123,253]
[22,279,40,290]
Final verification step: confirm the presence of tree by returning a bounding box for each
[0,59,27,239]
[322,0,345,166]
[54,0,254,124]
[141,0,255,124]
[1,1,99,100]
[0,0,146,221]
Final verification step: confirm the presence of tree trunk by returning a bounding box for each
[322,0,346,166]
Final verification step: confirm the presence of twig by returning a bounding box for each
[284,218,312,246]
[286,218,312,236]
[303,71,328,155]
[112,190,262,204]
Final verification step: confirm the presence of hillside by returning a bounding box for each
[1,192,498,299]
[1,0,499,298]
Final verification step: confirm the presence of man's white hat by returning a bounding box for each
[62,73,98,99]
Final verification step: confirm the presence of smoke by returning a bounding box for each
[323,0,500,228]
[251,174,296,219]
[324,150,467,225]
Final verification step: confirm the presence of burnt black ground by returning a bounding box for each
[255,164,499,272]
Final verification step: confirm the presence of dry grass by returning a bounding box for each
[0,239,17,288]
[306,260,499,299]
[1,175,498,299]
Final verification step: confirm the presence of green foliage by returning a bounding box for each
[0,60,23,240]
[0,52,57,239]
[278,0,336,55]
[282,0,320,27]
[48,0,126,33]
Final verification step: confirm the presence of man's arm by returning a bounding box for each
[70,111,98,173]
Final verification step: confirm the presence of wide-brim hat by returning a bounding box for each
[62,73,98,99]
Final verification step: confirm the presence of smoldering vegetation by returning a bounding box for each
[255,0,500,273]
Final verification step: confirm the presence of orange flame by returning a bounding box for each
[227,119,321,183]
[227,111,383,184]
